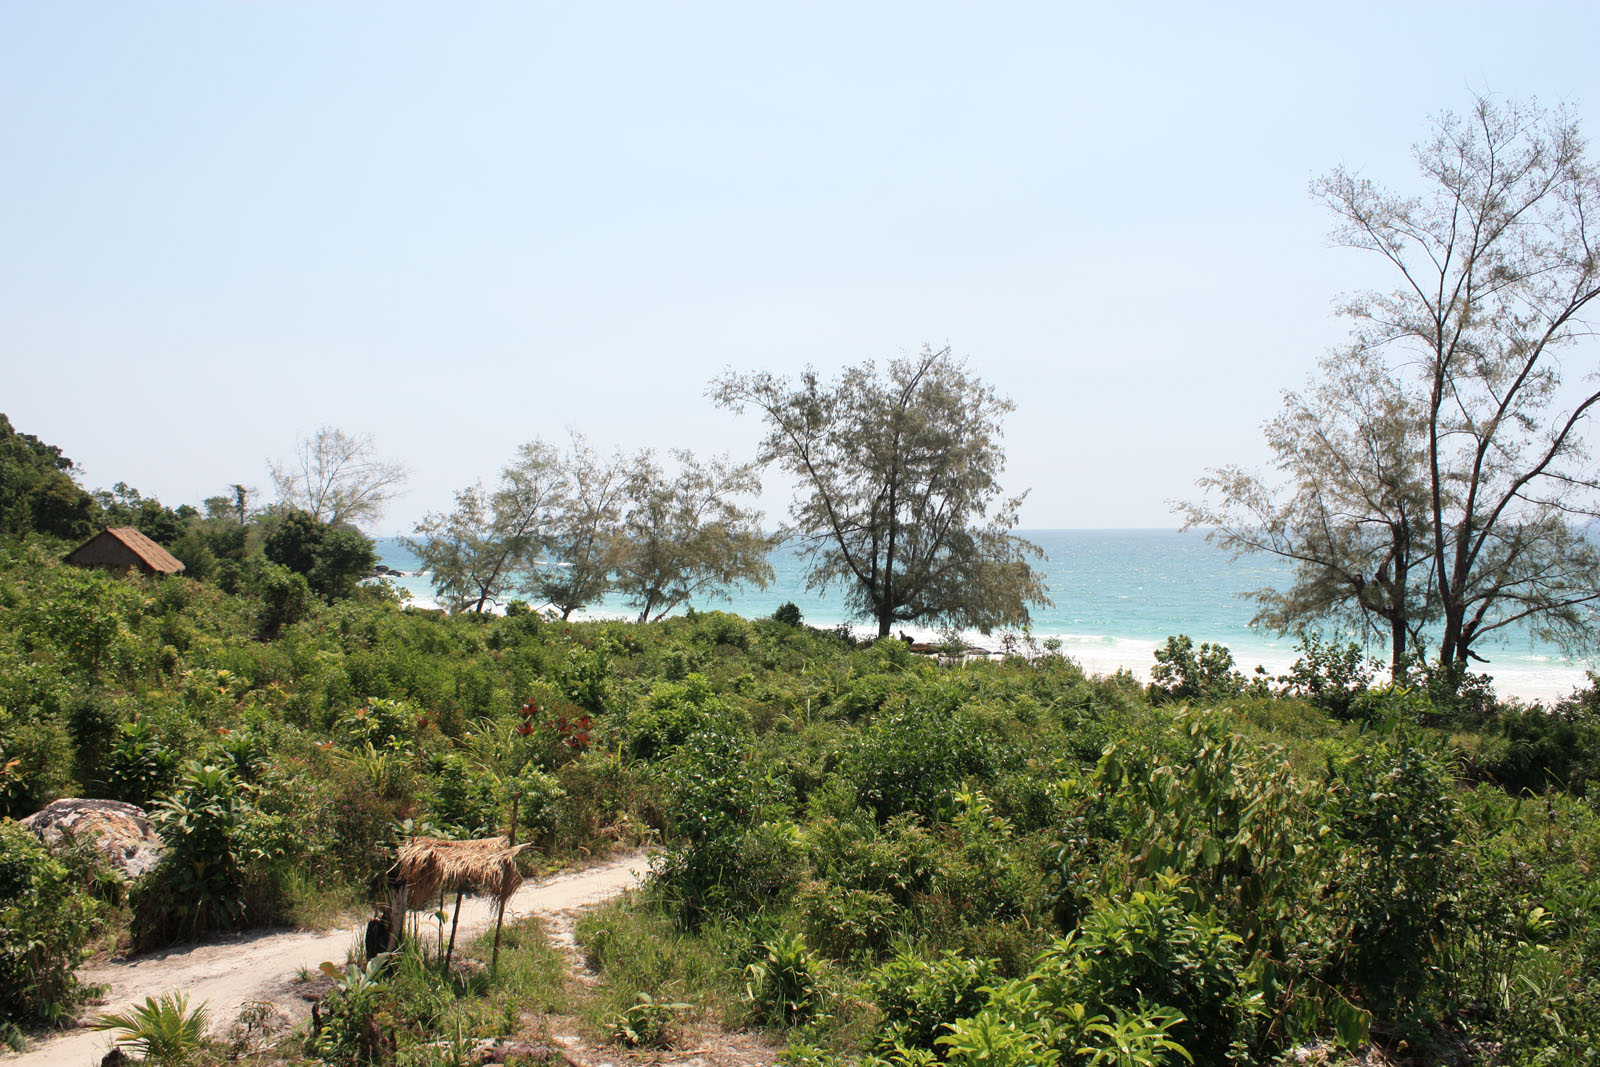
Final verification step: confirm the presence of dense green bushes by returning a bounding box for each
[4,532,1600,1061]
[0,819,107,1041]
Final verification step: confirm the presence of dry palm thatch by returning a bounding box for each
[393,835,531,907]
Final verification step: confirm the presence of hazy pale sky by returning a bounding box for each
[4,2,1596,533]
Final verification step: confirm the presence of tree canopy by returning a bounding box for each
[612,450,774,624]
[1180,349,1436,671]
[712,346,1048,638]
[408,437,771,621]
[406,442,565,614]
[0,412,95,540]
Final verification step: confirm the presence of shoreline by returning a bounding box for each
[376,581,1589,706]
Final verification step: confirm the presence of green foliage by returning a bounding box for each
[713,348,1049,637]
[654,721,794,920]
[607,990,692,1048]
[265,510,376,602]
[0,818,106,1033]
[421,752,501,836]
[1058,882,1261,1064]
[1487,701,1600,797]
[1321,721,1460,1017]
[133,760,288,946]
[93,993,211,1067]
[1276,634,1377,720]
[612,451,774,624]
[0,706,73,818]
[870,949,998,1059]
[843,695,997,823]
[0,413,94,539]
[336,698,416,752]
[621,674,727,761]
[773,601,804,627]
[746,933,824,1026]
[256,561,311,637]
[102,718,178,806]
[1147,635,1244,704]
[313,952,398,1066]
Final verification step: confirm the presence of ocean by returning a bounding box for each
[372,530,1594,703]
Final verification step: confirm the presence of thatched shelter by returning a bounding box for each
[66,527,185,576]
[386,835,532,969]
[393,835,530,908]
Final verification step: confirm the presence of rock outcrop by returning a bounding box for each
[21,797,164,879]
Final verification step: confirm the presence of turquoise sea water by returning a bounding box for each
[373,531,1593,703]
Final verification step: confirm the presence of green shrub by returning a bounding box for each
[102,718,178,806]
[421,752,502,837]
[1276,634,1377,720]
[843,698,997,823]
[773,602,804,627]
[654,722,785,920]
[1486,703,1600,796]
[1322,722,1461,1018]
[1147,635,1245,705]
[132,761,285,946]
[622,675,729,761]
[798,879,897,960]
[335,697,416,752]
[0,707,73,818]
[870,949,998,1059]
[746,933,824,1027]
[0,818,105,1034]
[1061,882,1263,1064]
[607,990,691,1049]
[312,953,398,1066]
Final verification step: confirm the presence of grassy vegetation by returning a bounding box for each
[3,532,1600,1064]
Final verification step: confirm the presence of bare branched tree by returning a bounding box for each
[1183,95,1600,681]
[269,427,408,529]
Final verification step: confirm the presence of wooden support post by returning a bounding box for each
[443,889,465,975]
[491,789,520,975]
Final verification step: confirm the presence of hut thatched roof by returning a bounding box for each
[394,836,530,905]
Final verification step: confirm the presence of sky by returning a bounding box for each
[3,1,1597,535]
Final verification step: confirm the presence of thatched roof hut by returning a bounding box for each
[393,836,531,907]
[66,527,185,576]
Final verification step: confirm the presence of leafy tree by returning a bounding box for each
[92,482,194,545]
[309,526,377,601]
[262,509,375,601]
[612,450,774,623]
[0,819,105,1032]
[1180,349,1437,672]
[202,484,250,525]
[713,346,1048,638]
[262,508,323,575]
[531,432,630,620]
[0,413,95,539]
[268,426,407,529]
[1147,634,1246,705]
[408,441,564,613]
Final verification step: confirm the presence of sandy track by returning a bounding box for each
[6,852,651,1067]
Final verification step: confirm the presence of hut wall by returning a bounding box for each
[66,540,153,575]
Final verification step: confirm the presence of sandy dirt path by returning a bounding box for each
[5,852,652,1067]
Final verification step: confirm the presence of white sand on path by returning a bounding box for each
[5,851,652,1067]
